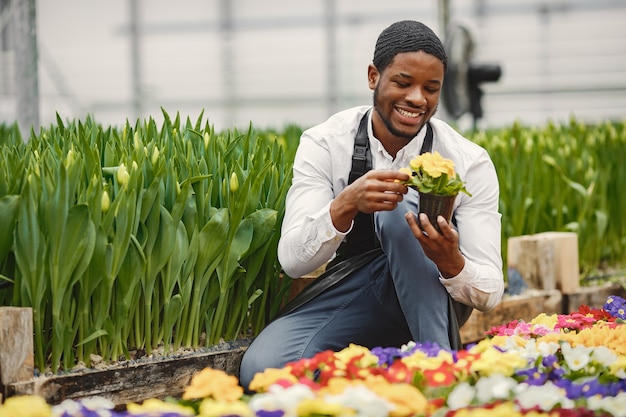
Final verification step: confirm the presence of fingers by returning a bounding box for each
[373,169,411,183]
[348,171,409,213]
[405,212,455,241]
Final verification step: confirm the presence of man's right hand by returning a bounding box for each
[330,170,409,232]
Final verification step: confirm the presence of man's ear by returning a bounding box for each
[367,64,379,90]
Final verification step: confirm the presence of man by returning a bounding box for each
[239,20,503,389]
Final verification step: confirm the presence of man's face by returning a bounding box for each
[368,51,444,142]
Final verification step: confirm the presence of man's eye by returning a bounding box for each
[395,81,409,87]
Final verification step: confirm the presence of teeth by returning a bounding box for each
[397,108,422,118]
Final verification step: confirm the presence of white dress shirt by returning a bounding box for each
[277,105,504,312]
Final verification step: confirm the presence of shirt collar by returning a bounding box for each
[366,110,428,166]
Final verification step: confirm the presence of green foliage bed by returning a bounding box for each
[0,111,624,373]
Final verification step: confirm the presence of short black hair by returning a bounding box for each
[373,20,447,73]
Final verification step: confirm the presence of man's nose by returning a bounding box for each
[406,87,427,106]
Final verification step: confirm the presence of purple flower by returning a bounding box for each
[603,295,626,319]
[370,346,406,367]
[516,367,548,385]
[562,379,609,399]
[256,411,285,417]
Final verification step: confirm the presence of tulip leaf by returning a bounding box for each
[0,194,19,264]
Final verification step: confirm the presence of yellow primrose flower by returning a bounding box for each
[334,344,379,368]
[318,377,358,395]
[199,399,253,417]
[531,313,558,329]
[399,349,428,369]
[248,366,298,393]
[401,349,454,371]
[450,401,530,417]
[0,395,51,417]
[469,345,527,377]
[183,368,244,402]
[537,322,626,356]
[610,355,626,378]
[401,151,471,197]
[126,398,195,416]
[366,381,428,417]
[410,151,455,179]
[296,399,354,417]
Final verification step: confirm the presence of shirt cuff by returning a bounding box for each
[438,259,477,299]
[317,201,353,241]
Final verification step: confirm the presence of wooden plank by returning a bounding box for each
[0,307,34,397]
[507,232,579,293]
[460,290,562,345]
[6,345,247,406]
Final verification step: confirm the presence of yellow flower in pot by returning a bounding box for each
[399,151,471,233]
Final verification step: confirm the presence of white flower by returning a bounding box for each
[323,385,393,417]
[401,341,416,352]
[561,342,592,371]
[52,396,115,417]
[591,346,618,367]
[514,381,574,411]
[446,382,476,410]
[536,340,560,357]
[248,384,314,417]
[474,374,516,404]
[587,392,626,417]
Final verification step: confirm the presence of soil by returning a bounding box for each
[37,338,252,377]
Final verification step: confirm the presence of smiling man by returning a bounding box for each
[239,20,504,390]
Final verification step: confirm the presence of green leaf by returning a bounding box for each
[0,195,20,264]
[217,218,253,290]
[244,209,277,257]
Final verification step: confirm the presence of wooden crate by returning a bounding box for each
[0,306,247,406]
[5,346,246,407]
[0,308,34,401]
[508,232,580,293]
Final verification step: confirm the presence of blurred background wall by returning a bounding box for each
[1,0,625,132]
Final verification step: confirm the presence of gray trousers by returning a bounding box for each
[239,191,451,389]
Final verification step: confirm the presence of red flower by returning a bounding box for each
[454,351,480,376]
[423,362,456,387]
[577,304,614,322]
[384,361,413,384]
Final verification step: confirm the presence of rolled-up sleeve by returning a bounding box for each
[277,129,353,278]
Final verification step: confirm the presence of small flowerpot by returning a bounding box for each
[417,191,457,234]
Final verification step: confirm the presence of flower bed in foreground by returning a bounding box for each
[2,296,626,417]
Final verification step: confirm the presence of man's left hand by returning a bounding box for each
[405,212,465,278]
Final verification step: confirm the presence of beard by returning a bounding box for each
[372,86,436,140]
